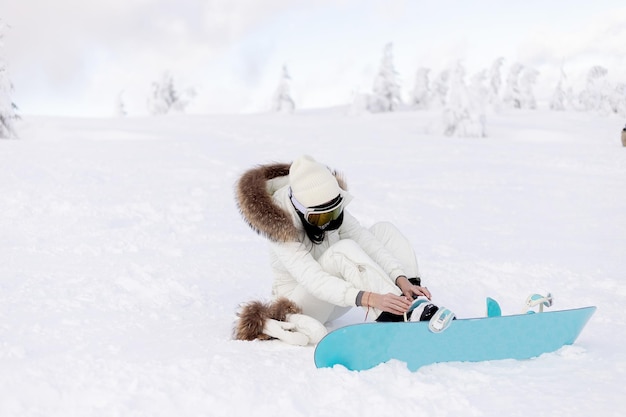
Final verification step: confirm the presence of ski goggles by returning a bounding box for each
[289,188,344,227]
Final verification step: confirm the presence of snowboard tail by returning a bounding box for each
[314,306,596,371]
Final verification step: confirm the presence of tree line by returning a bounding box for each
[273,43,626,137]
[2,24,625,140]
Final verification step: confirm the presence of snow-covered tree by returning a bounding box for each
[578,66,612,114]
[430,69,450,108]
[0,65,17,139]
[469,69,489,110]
[147,82,168,115]
[550,66,567,111]
[367,43,402,113]
[519,67,539,109]
[272,65,295,113]
[0,20,18,139]
[410,67,430,109]
[501,63,539,110]
[147,72,195,115]
[502,63,524,109]
[442,62,486,138]
[488,57,504,105]
[578,67,626,116]
[610,83,626,117]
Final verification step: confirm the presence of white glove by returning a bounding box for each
[263,319,309,346]
[285,314,327,344]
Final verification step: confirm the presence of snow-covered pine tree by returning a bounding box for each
[469,69,489,110]
[147,72,195,115]
[147,81,168,115]
[159,72,180,112]
[611,83,626,117]
[0,20,18,139]
[488,57,504,105]
[519,67,539,109]
[430,69,450,108]
[502,63,524,109]
[442,61,486,138]
[367,43,402,113]
[410,67,430,109]
[578,66,612,114]
[272,65,295,113]
[0,63,18,139]
[550,66,567,111]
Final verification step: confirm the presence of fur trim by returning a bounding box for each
[236,163,298,242]
[267,297,302,321]
[234,300,272,341]
[234,297,303,341]
[235,161,348,243]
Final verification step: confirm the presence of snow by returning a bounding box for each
[1,108,625,416]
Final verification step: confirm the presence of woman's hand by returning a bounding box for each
[395,276,432,300]
[367,292,412,315]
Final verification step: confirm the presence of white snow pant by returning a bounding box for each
[288,222,420,324]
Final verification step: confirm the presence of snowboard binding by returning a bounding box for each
[405,297,456,333]
[524,292,553,314]
[428,307,455,333]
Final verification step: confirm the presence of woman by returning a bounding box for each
[235,155,442,332]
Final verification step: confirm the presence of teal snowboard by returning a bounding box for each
[314,305,596,371]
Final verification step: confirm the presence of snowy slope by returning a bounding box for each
[1,109,625,416]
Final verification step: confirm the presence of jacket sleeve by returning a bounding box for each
[269,240,361,307]
[338,212,406,283]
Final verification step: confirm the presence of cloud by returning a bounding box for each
[3,0,626,116]
[518,7,626,84]
[3,0,300,114]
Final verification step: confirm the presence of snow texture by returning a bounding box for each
[1,108,625,416]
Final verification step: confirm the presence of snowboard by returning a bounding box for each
[314,304,596,371]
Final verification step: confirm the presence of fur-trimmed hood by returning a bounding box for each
[235,161,348,243]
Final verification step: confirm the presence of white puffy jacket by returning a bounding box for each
[268,180,405,307]
[235,162,406,309]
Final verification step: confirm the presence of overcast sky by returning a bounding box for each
[3,0,626,117]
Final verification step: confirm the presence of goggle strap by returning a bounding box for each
[289,188,309,215]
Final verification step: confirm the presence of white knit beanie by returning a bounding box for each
[289,155,341,207]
